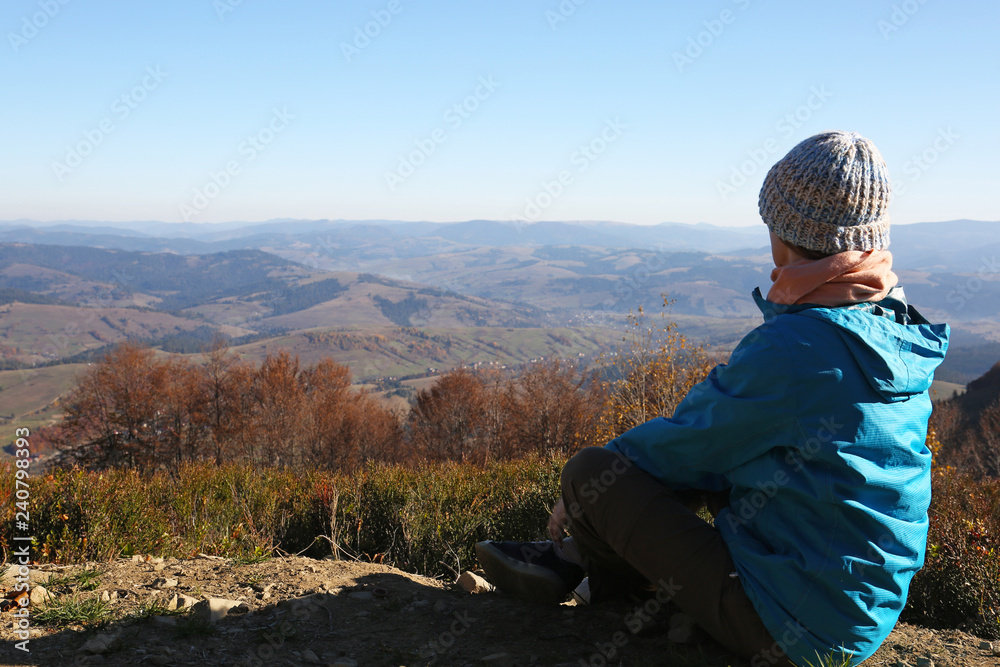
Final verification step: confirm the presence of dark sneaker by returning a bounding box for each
[475,540,584,605]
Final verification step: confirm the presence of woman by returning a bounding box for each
[476,131,950,666]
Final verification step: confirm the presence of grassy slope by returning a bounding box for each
[0,302,250,364]
[0,363,86,432]
[229,325,619,380]
[930,380,966,401]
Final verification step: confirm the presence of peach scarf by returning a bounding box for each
[767,249,899,307]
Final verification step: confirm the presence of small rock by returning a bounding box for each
[31,570,53,584]
[458,571,494,594]
[304,563,319,573]
[2,568,53,585]
[29,585,53,606]
[153,561,167,572]
[152,577,178,589]
[79,630,119,654]
[167,593,199,611]
[151,616,177,627]
[100,590,110,602]
[191,597,249,625]
[979,641,993,650]
[301,648,321,664]
[915,658,934,667]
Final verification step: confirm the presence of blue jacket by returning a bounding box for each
[605,287,949,666]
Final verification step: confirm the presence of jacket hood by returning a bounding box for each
[753,287,950,401]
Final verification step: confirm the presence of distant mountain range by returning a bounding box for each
[0,218,770,254]
[1,218,997,389]
[6,218,997,320]
[2,218,997,273]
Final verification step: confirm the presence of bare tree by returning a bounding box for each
[407,369,494,463]
[500,360,605,457]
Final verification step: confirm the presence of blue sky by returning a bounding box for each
[2,0,997,227]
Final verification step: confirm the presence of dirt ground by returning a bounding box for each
[1,555,997,667]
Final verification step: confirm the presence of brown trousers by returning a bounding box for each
[561,447,794,666]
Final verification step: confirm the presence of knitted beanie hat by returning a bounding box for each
[758,131,891,255]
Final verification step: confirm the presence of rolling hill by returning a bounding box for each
[1,218,997,433]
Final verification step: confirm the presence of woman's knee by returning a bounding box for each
[562,447,612,492]
[561,446,636,502]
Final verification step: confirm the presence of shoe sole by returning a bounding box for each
[474,541,569,605]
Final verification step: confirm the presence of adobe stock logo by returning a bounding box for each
[716,85,833,201]
[877,0,932,39]
[179,108,295,221]
[52,66,168,182]
[384,76,501,192]
[341,0,407,63]
[672,0,752,72]
[511,117,626,227]
[8,0,72,54]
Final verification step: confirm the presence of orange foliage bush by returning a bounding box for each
[595,297,717,443]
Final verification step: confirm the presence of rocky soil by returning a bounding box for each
[1,555,997,666]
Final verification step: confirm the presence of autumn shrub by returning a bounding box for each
[595,297,717,443]
[0,457,563,579]
[0,462,325,563]
[325,456,563,575]
[902,467,1000,639]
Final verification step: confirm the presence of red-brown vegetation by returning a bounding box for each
[930,361,1000,478]
[54,342,401,471]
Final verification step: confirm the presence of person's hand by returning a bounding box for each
[548,498,569,543]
